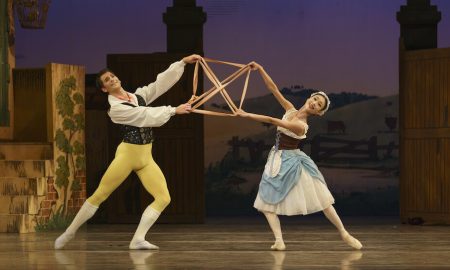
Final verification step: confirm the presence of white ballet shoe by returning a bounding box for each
[54,232,75,250]
[270,240,286,251]
[341,232,363,250]
[129,240,159,250]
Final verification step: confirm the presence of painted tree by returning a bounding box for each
[54,76,85,215]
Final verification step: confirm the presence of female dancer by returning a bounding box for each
[237,62,362,251]
[55,54,201,250]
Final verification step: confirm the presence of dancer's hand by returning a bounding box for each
[175,103,192,114]
[235,109,249,117]
[249,61,262,71]
[183,54,202,64]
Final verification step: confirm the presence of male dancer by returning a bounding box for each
[55,54,201,250]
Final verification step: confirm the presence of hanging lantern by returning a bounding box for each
[14,0,51,29]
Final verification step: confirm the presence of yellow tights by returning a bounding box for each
[87,142,170,212]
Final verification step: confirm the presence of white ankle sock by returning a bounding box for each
[129,206,160,250]
[54,201,98,249]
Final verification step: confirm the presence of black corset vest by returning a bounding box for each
[120,94,153,145]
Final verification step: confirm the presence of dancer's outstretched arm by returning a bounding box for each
[250,62,294,111]
[136,54,201,105]
[236,110,305,136]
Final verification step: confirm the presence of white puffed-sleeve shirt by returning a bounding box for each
[107,60,186,127]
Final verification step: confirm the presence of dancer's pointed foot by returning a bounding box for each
[270,240,286,251]
[54,232,75,250]
[341,231,362,250]
[129,240,159,250]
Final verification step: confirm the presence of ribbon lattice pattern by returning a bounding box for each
[188,58,255,116]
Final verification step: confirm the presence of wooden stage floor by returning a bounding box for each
[1,217,449,269]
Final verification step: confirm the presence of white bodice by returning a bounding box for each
[276,108,308,139]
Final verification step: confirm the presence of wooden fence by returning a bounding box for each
[228,135,398,163]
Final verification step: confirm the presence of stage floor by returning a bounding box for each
[1,217,449,269]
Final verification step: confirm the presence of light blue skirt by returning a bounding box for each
[254,148,335,216]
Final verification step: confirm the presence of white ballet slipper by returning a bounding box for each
[341,232,363,250]
[270,240,286,251]
[129,240,159,250]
